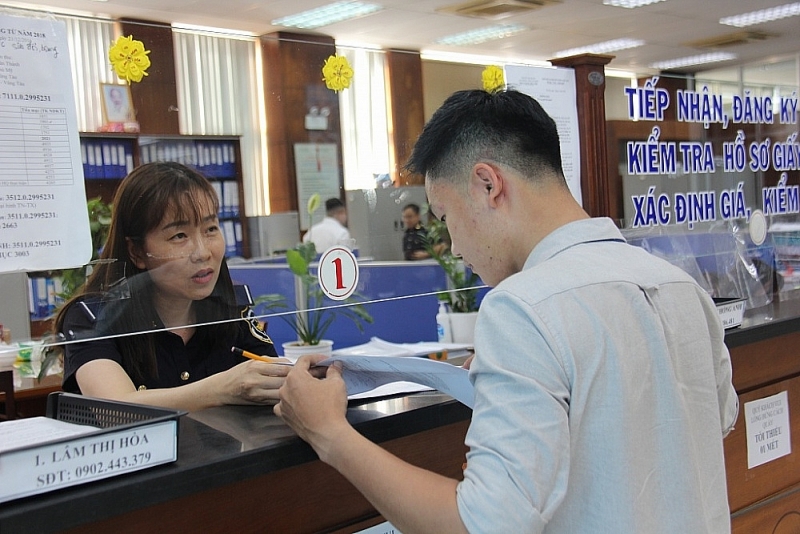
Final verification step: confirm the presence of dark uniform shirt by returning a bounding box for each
[61,300,278,392]
[403,224,428,260]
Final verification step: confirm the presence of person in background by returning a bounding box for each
[302,197,352,253]
[275,89,738,533]
[401,203,432,260]
[55,162,290,412]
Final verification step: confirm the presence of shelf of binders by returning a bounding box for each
[79,133,139,205]
[78,134,249,259]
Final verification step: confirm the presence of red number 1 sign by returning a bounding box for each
[318,246,359,300]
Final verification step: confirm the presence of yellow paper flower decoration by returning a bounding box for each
[322,54,353,93]
[482,65,505,93]
[109,35,151,84]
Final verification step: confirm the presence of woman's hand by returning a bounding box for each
[214,359,293,405]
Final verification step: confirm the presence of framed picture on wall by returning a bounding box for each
[100,83,135,124]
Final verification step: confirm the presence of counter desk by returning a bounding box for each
[3,299,800,533]
[721,297,800,533]
[0,392,471,534]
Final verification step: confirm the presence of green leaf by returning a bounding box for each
[286,249,308,277]
[307,193,321,216]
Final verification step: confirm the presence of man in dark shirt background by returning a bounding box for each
[401,203,431,260]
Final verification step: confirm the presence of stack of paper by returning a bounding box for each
[332,337,473,361]
[327,337,474,407]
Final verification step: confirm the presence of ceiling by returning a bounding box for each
[7,0,800,76]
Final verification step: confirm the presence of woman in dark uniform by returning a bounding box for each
[54,162,289,411]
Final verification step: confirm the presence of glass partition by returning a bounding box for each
[0,8,488,393]
[0,5,798,401]
[614,70,799,315]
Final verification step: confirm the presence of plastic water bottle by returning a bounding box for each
[436,302,453,343]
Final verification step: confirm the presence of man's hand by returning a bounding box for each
[274,354,350,456]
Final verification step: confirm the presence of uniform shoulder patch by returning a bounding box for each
[241,307,273,344]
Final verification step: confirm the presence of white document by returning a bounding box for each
[0,416,99,454]
[504,65,582,205]
[319,355,474,409]
[333,336,472,359]
[0,13,93,273]
[293,143,341,231]
[348,381,433,400]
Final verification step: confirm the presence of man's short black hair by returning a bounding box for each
[405,89,566,187]
[325,197,345,213]
[403,203,420,215]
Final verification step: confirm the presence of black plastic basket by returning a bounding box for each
[0,392,186,505]
[46,392,185,429]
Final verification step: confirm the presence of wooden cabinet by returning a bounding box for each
[725,314,800,531]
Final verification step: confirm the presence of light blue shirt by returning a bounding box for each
[457,218,737,533]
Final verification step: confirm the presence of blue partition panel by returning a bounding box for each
[229,261,486,351]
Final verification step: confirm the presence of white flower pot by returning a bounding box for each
[448,312,478,345]
[281,339,334,362]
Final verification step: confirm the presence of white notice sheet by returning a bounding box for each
[0,13,92,273]
[504,65,582,205]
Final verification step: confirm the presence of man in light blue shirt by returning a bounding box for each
[276,89,738,533]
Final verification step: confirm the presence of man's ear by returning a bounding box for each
[126,238,147,269]
[472,162,503,207]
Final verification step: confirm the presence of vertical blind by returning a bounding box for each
[337,46,391,191]
[58,15,117,133]
[173,30,268,216]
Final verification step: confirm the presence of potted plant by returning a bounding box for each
[254,194,372,358]
[424,218,482,344]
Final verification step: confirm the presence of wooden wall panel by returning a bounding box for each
[260,32,342,213]
[729,330,800,393]
[386,49,425,186]
[64,421,469,534]
[118,20,180,135]
[732,483,800,534]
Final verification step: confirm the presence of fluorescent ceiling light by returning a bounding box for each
[605,68,638,78]
[172,22,256,38]
[719,2,800,27]
[420,49,550,67]
[271,1,383,30]
[435,24,527,46]
[649,52,737,70]
[554,38,645,57]
[603,0,665,8]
